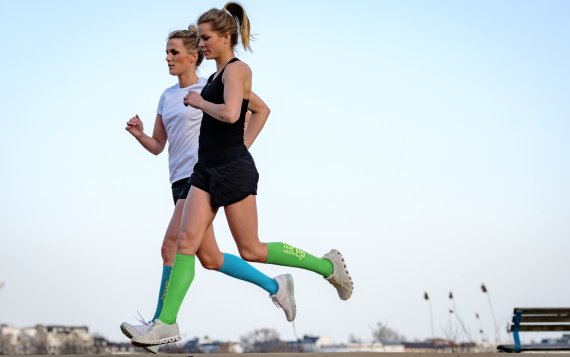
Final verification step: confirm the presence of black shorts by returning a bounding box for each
[171,177,191,204]
[190,144,259,208]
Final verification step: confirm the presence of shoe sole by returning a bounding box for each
[327,249,353,300]
[132,335,181,347]
[144,345,160,354]
[120,324,134,339]
[284,274,296,322]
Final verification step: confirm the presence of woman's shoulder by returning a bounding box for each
[162,82,183,94]
[225,59,251,77]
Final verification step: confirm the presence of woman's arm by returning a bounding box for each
[183,62,251,124]
[125,114,167,155]
[244,91,270,149]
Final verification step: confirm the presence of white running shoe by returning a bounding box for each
[270,274,296,322]
[120,314,160,354]
[120,320,150,338]
[323,249,353,300]
[131,319,180,347]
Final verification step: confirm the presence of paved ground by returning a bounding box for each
[5,352,570,357]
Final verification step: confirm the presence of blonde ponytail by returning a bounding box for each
[198,2,253,52]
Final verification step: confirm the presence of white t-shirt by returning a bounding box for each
[157,78,207,183]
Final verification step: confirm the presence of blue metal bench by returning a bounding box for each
[497,307,570,353]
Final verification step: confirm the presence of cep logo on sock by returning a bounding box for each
[161,282,169,302]
[283,243,306,261]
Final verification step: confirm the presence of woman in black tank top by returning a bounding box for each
[132,3,353,346]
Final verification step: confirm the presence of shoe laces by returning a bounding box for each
[148,321,161,331]
[145,320,166,337]
[136,311,152,327]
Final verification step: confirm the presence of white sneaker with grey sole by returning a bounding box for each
[323,249,353,300]
[270,274,296,322]
[120,315,160,354]
[121,320,159,354]
[131,319,180,347]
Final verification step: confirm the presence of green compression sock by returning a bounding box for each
[158,254,195,324]
[266,242,333,277]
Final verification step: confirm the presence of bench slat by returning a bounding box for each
[518,316,570,323]
[517,325,570,332]
[515,307,570,314]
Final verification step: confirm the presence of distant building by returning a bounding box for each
[0,324,138,355]
[1,323,494,355]
[402,338,479,353]
[182,336,243,354]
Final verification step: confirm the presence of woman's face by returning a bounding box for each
[165,38,197,76]
[198,22,229,60]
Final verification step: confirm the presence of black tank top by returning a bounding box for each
[199,58,249,153]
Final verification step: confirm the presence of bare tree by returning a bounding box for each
[372,322,406,343]
[240,328,286,352]
[348,333,362,343]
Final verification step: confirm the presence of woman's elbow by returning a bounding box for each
[261,106,271,119]
[151,143,166,155]
[224,110,241,123]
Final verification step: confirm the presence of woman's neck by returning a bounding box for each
[178,71,199,88]
[215,51,236,73]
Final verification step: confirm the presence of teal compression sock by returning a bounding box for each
[152,265,172,320]
[219,253,278,295]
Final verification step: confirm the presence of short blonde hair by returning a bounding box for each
[168,24,204,66]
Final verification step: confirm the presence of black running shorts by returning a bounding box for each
[171,177,191,204]
[190,144,259,208]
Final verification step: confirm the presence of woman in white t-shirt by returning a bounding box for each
[121,25,291,352]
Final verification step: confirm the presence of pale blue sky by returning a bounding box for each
[1,0,569,345]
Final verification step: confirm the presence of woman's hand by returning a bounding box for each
[244,92,270,148]
[183,91,204,109]
[126,114,144,138]
[125,114,167,155]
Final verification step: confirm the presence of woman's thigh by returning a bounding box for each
[224,195,267,262]
[177,186,218,255]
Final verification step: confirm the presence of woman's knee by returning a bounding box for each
[237,243,267,263]
[198,252,223,270]
[161,234,178,263]
[176,229,202,253]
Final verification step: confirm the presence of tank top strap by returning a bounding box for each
[210,58,241,83]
